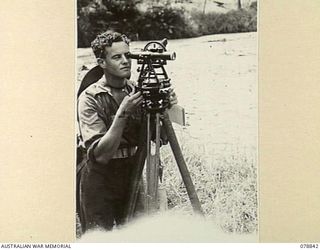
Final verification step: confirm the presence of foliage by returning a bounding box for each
[77,0,141,47]
[76,134,258,237]
[135,5,196,40]
[250,1,258,10]
[161,130,258,234]
[77,0,257,47]
[191,8,257,36]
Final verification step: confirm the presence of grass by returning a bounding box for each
[160,126,258,234]
[76,127,258,238]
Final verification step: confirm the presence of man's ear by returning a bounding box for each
[97,58,106,69]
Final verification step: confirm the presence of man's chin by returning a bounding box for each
[110,72,131,80]
[125,72,131,80]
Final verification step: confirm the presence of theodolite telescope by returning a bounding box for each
[128,38,176,61]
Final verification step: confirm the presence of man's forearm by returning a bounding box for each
[93,113,127,164]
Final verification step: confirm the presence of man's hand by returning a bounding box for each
[94,91,142,164]
[168,88,178,107]
[117,91,143,119]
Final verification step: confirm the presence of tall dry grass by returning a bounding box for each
[76,126,258,238]
[160,126,257,234]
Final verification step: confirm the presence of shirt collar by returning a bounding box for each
[94,78,134,97]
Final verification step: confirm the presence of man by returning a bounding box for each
[77,31,177,232]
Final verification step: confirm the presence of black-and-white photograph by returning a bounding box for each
[76,0,258,242]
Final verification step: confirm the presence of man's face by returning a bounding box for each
[101,41,132,79]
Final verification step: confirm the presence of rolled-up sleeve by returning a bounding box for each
[78,94,108,161]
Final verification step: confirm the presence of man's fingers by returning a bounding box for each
[129,85,136,96]
[137,96,144,104]
[132,95,143,105]
[129,91,141,99]
[171,100,178,105]
[168,87,174,93]
[170,97,178,105]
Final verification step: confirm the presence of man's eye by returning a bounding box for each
[113,55,121,59]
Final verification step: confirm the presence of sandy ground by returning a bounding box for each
[77,32,257,154]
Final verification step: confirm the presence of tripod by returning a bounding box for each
[124,39,204,221]
[125,110,204,221]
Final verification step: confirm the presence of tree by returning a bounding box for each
[77,0,141,47]
[238,0,242,9]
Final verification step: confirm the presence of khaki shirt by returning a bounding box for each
[77,78,141,162]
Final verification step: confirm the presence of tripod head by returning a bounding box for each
[129,38,176,113]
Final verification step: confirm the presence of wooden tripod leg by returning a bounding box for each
[146,113,161,213]
[154,113,161,204]
[146,113,151,212]
[125,116,148,223]
[162,111,204,216]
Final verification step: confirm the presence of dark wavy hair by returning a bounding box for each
[91,31,130,59]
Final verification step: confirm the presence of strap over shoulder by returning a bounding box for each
[77,65,136,98]
[77,65,104,98]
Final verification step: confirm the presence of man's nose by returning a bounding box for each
[121,55,130,64]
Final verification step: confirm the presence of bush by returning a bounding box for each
[77,0,257,47]
[77,0,141,47]
[191,8,257,36]
[136,5,196,40]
